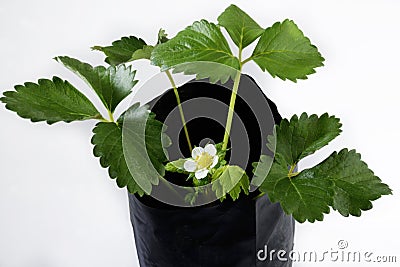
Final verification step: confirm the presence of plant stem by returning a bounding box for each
[241,56,253,65]
[222,67,242,151]
[288,164,296,174]
[253,191,266,199]
[165,70,193,152]
[94,113,107,122]
[288,164,299,178]
[107,109,115,123]
[221,44,245,152]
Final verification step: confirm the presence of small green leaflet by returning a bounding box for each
[251,19,325,82]
[217,4,264,49]
[92,36,146,65]
[212,165,250,201]
[131,45,154,61]
[151,19,240,83]
[157,29,169,44]
[184,189,200,206]
[269,113,342,166]
[93,30,167,65]
[255,114,392,223]
[56,56,137,112]
[91,122,145,195]
[165,158,188,174]
[1,77,101,124]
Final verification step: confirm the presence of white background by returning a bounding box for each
[0,0,399,266]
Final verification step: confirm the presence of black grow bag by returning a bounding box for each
[128,75,295,267]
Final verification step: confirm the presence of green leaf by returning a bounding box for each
[171,62,238,84]
[118,103,170,194]
[250,19,324,82]
[1,77,101,124]
[157,29,169,44]
[91,103,170,195]
[255,114,391,223]
[165,158,188,174]
[270,113,342,165]
[303,149,392,217]
[92,36,146,65]
[251,154,274,187]
[259,154,333,223]
[131,45,154,61]
[151,19,240,83]
[212,165,250,201]
[184,190,199,206]
[56,56,137,112]
[217,4,264,49]
[256,151,391,223]
[91,122,145,195]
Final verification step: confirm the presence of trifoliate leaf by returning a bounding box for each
[251,19,324,82]
[92,36,146,65]
[130,45,154,61]
[270,113,342,165]
[301,149,392,217]
[1,77,101,124]
[151,19,240,83]
[258,154,332,223]
[118,103,170,194]
[212,165,250,201]
[56,56,137,112]
[91,122,145,195]
[217,4,264,49]
[255,113,391,223]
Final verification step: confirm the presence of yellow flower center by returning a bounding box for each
[196,152,214,169]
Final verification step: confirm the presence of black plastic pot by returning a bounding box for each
[128,75,295,267]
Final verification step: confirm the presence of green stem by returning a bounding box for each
[222,67,242,151]
[165,70,193,152]
[96,110,114,123]
[222,45,245,152]
[241,56,253,65]
[288,164,299,178]
[107,109,115,123]
[253,191,266,200]
[94,113,108,122]
[288,164,296,174]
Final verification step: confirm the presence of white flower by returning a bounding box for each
[183,144,219,179]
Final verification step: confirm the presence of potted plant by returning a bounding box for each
[1,4,391,267]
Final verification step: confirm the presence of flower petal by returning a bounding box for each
[184,159,197,172]
[195,169,208,179]
[192,147,204,159]
[210,156,219,168]
[204,144,217,156]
